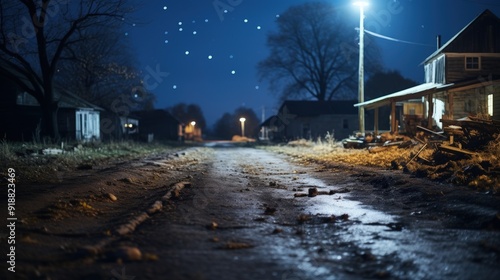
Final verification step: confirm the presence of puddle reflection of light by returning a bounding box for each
[303,183,400,256]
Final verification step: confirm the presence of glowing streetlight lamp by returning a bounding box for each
[190,121,196,127]
[239,117,246,137]
[354,1,368,136]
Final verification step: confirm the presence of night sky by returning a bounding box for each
[126,0,500,127]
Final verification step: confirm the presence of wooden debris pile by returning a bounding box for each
[401,116,500,190]
[408,117,500,163]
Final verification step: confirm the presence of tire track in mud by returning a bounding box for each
[133,148,419,279]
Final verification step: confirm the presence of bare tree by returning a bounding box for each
[170,103,207,129]
[55,26,155,112]
[0,0,134,140]
[214,107,260,139]
[258,2,381,102]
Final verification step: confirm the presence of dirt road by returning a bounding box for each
[2,146,500,279]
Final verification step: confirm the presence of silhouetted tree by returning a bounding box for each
[56,27,155,112]
[169,103,207,129]
[365,70,418,100]
[214,107,260,139]
[213,112,235,140]
[0,0,134,139]
[258,2,381,102]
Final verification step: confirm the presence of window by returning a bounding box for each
[465,57,480,70]
[488,94,493,116]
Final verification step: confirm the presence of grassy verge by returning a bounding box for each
[0,140,185,184]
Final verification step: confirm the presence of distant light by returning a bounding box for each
[244,19,249,23]
[178,21,183,25]
[124,32,128,36]
[231,70,236,75]
[192,20,196,24]
[229,55,234,59]
[185,51,190,55]
[224,10,228,13]
[193,31,197,35]
[255,85,260,90]
[132,23,136,27]
[205,19,209,23]
[239,117,246,122]
[257,26,261,30]
[164,40,169,44]
[179,28,183,31]
[173,85,177,89]
[276,14,280,18]
[190,121,196,126]
[163,6,167,10]
[208,55,213,60]
[164,31,168,34]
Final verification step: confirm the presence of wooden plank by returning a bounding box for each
[438,144,477,156]
[417,125,447,138]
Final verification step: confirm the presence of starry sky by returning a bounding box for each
[126,0,500,128]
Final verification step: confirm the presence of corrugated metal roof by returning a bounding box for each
[354,83,453,110]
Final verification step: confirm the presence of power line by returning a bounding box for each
[358,28,433,47]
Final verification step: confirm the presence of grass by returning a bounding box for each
[0,140,184,184]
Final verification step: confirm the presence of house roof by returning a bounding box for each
[260,115,282,127]
[134,109,181,124]
[354,83,453,110]
[57,89,104,110]
[424,9,500,63]
[278,100,358,117]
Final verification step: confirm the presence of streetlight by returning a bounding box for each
[239,117,246,137]
[354,1,368,136]
[190,121,196,140]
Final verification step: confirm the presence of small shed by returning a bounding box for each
[14,90,103,141]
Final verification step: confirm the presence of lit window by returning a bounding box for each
[465,57,480,70]
[488,94,493,116]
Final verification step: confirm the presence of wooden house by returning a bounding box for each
[134,109,183,141]
[100,111,140,141]
[261,100,359,141]
[355,9,500,134]
[0,75,103,141]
